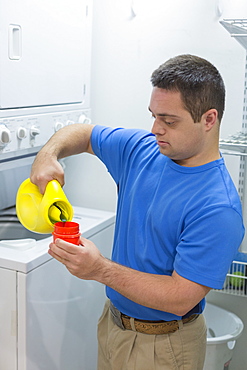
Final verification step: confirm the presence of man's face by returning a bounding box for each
[149,87,207,166]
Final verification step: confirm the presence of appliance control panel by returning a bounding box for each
[0,109,91,161]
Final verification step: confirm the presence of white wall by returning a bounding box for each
[65,0,247,212]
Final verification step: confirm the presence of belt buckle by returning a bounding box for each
[110,302,126,330]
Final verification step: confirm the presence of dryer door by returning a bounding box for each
[0,0,91,109]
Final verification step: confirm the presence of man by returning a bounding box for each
[30,54,244,370]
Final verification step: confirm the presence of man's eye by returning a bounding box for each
[164,120,174,125]
[150,115,175,125]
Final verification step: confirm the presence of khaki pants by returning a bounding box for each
[97,300,207,370]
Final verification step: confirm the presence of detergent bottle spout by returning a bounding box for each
[48,203,69,223]
[16,178,74,234]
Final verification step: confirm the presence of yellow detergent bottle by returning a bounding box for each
[16,178,74,234]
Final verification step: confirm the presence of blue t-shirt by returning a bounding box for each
[91,125,245,320]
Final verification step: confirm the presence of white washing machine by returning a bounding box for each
[0,205,115,370]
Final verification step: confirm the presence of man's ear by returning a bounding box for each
[203,109,218,131]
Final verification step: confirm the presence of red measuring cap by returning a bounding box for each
[53,221,81,245]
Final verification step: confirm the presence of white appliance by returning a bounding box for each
[0,1,116,369]
[0,206,115,370]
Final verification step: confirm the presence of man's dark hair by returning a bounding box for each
[151,54,225,123]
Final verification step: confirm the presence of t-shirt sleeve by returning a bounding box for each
[91,125,154,184]
[174,205,244,289]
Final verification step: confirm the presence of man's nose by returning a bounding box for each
[151,119,166,136]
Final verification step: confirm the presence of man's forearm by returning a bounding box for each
[30,123,94,193]
[90,256,210,317]
[43,123,95,159]
[49,236,210,317]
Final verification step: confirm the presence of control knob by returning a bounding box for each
[17,127,27,140]
[78,114,91,124]
[0,125,11,147]
[54,122,64,132]
[30,126,40,138]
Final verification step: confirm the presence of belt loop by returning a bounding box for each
[130,317,137,331]
[178,320,184,330]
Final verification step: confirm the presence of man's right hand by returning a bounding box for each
[30,151,65,194]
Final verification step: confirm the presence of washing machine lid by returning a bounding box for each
[0,206,115,273]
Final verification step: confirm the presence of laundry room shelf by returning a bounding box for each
[214,260,247,296]
[220,132,247,156]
